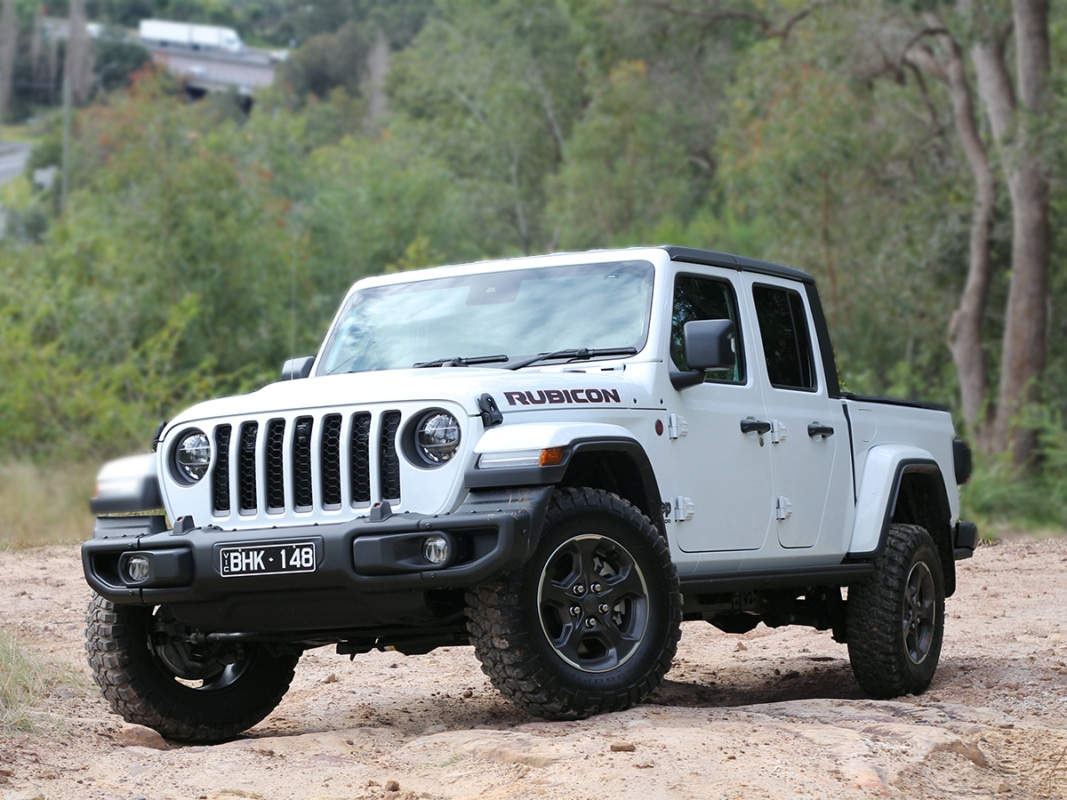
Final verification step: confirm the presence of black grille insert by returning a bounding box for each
[321,414,343,508]
[266,419,286,512]
[213,425,232,514]
[379,410,402,502]
[350,412,372,505]
[292,416,314,510]
[238,422,258,513]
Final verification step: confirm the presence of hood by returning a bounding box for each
[165,364,652,429]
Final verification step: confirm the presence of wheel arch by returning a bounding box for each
[468,422,666,539]
[890,465,957,596]
[557,440,667,539]
[850,449,957,596]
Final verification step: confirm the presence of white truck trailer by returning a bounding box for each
[138,19,244,54]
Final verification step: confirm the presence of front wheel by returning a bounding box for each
[846,523,946,698]
[85,593,299,743]
[466,487,681,719]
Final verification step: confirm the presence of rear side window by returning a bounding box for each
[753,285,815,391]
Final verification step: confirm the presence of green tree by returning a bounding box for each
[713,20,969,402]
[85,0,156,27]
[32,71,312,379]
[301,134,497,309]
[262,0,431,49]
[547,60,694,249]
[658,0,1061,460]
[92,36,152,93]
[276,20,370,103]
[387,0,585,253]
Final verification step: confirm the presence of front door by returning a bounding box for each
[668,269,776,553]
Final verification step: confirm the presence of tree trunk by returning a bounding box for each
[996,162,1050,464]
[0,0,17,126]
[29,10,42,107]
[905,26,996,447]
[987,0,1051,466]
[948,128,996,449]
[66,0,95,106]
[364,27,390,130]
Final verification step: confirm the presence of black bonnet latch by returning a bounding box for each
[477,393,504,428]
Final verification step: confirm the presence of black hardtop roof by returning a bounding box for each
[663,246,815,284]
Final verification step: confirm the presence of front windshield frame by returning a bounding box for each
[316,259,656,376]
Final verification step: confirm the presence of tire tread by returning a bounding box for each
[466,487,681,719]
[846,523,945,698]
[85,592,298,743]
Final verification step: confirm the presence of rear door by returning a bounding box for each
[744,274,852,550]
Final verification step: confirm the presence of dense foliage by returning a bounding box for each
[0,0,1064,527]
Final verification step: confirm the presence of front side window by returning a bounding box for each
[752,285,816,391]
[318,260,655,374]
[671,275,745,384]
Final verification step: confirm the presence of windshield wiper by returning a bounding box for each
[413,354,510,369]
[506,347,638,371]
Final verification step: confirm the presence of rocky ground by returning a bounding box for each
[1,536,1065,800]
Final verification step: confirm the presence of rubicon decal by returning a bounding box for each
[503,388,622,406]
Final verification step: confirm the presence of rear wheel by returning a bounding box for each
[85,593,299,743]
[846,523,945,698]
[467,487,681,719]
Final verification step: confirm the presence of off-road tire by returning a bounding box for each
[846,523,945,698]
[466,487,681,720]
[86,592,299,743]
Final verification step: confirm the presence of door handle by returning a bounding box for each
[740,417,772,436]
[807,422,835,439]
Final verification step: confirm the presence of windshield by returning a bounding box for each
[317,260,655,374]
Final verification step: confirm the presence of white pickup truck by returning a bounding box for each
[82,246,977,742]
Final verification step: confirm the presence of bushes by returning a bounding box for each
[963,412,1067,536]
[0,249,223,460]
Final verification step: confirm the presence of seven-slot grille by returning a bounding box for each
[210,410,402,518]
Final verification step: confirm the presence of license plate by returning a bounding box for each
[219,541,317,577]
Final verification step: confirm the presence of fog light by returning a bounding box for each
[126,554,151,583]
[422,534,450,565]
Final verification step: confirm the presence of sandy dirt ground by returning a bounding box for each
[1,536,1065,800]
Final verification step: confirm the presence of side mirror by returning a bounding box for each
[670,319,736,390]
[281,356,315,381]
[685,319,735,371]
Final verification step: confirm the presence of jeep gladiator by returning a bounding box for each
[82,246,977,742]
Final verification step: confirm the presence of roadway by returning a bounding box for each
[0,48,274,191]
[0,142,32,188]
[150,48,276,94]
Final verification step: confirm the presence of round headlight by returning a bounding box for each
[173,430,212,483]
[415,411,461,466]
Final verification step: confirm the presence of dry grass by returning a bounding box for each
[0,461,96,548]
[0,631,86,736]
[0,632,51,734]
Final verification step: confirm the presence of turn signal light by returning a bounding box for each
[539,447,565,467]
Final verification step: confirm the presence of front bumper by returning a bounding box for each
[82,487,552,633]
